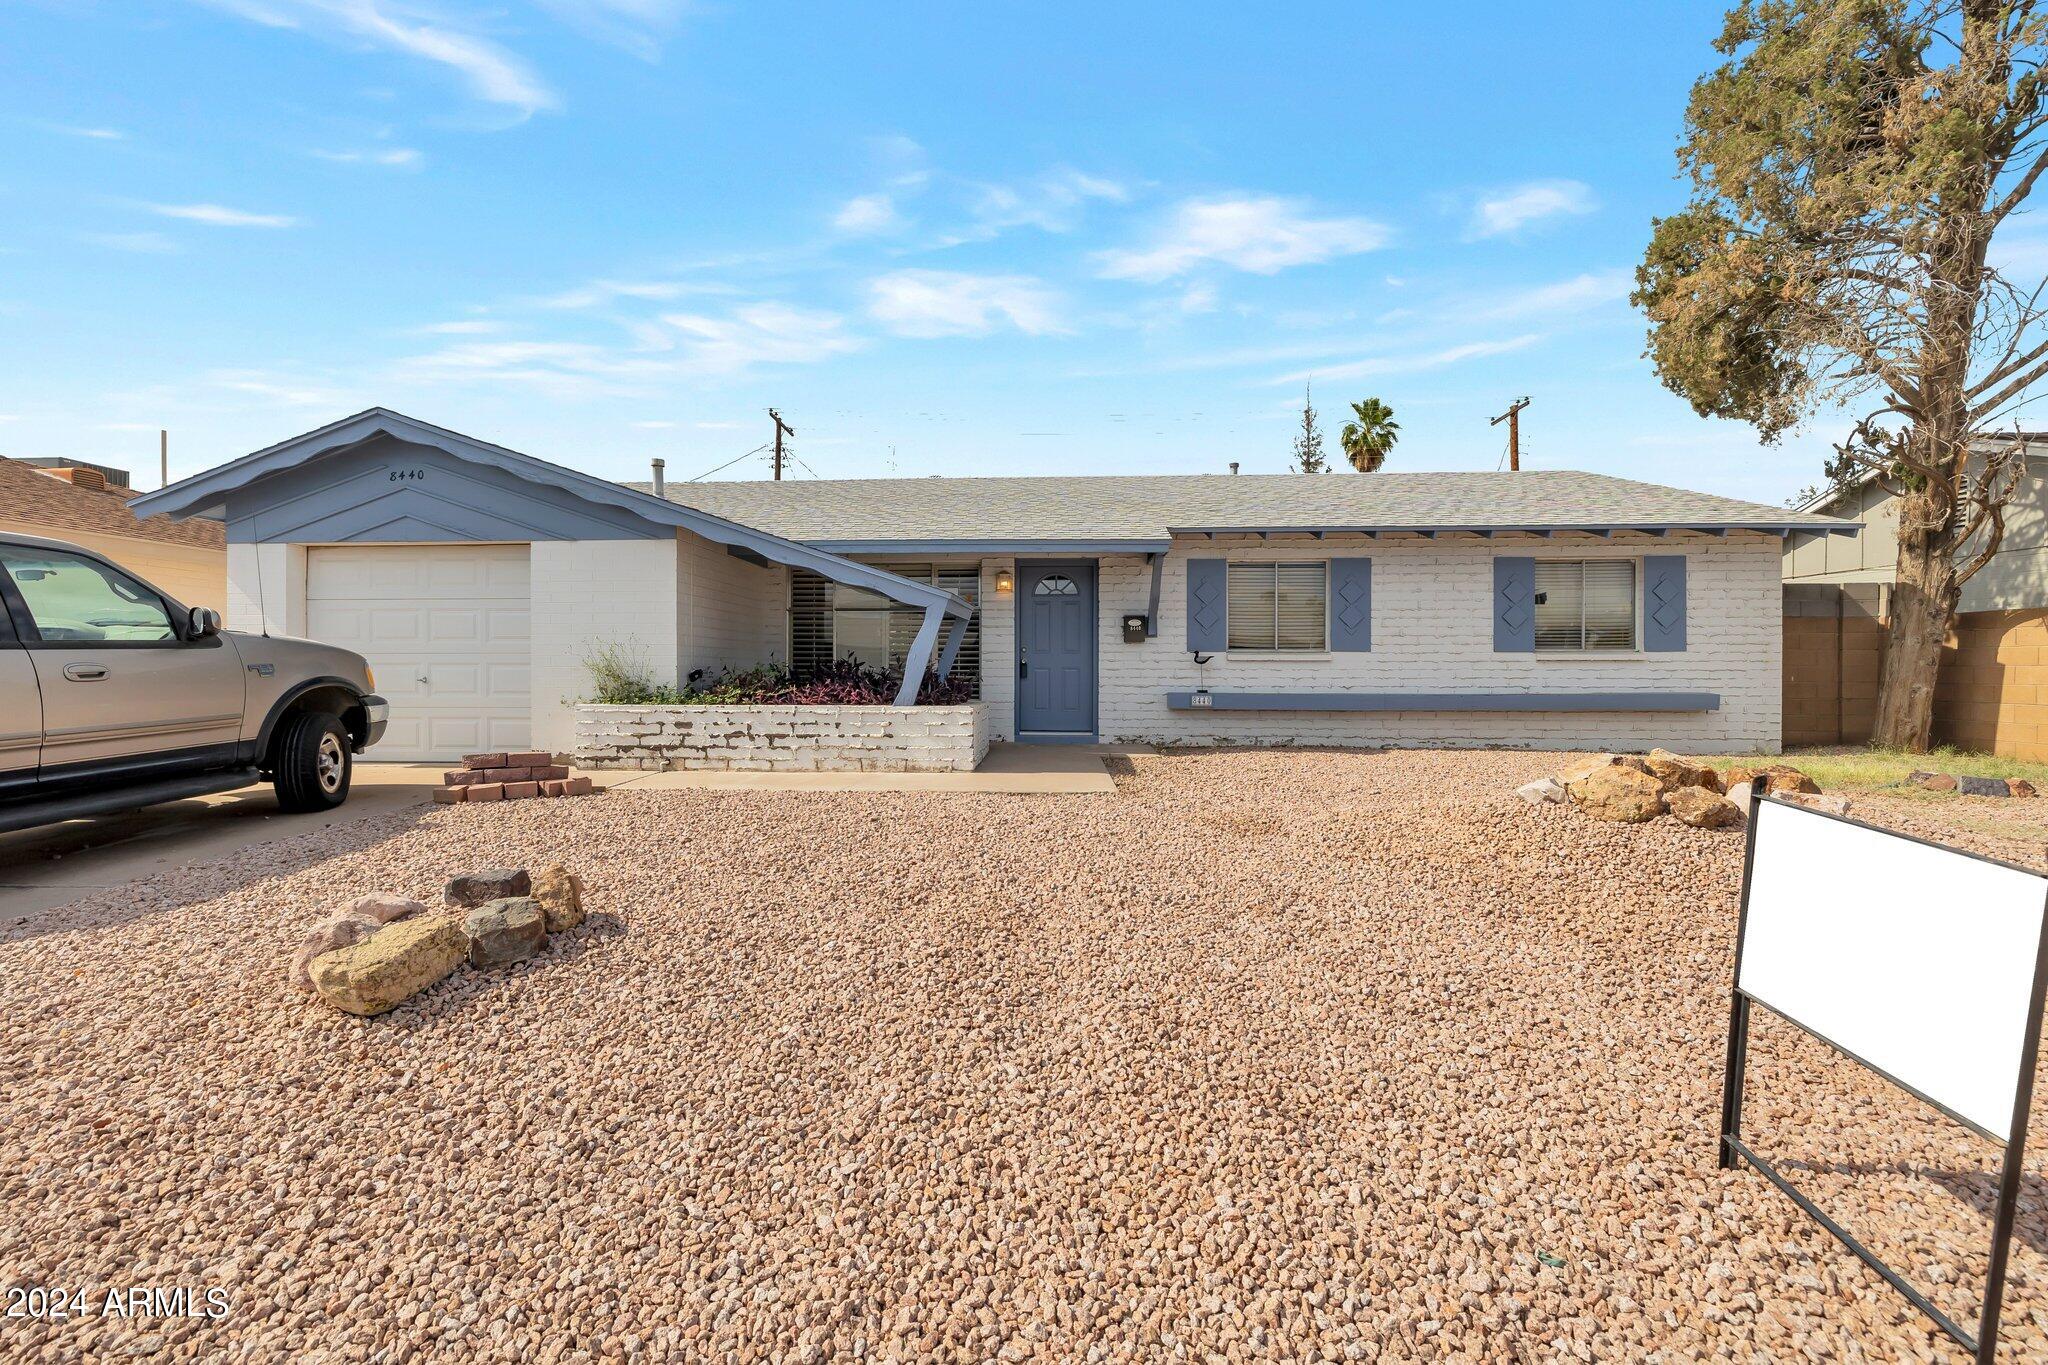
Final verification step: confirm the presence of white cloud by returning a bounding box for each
[1272,334,1543,385]
[658,302,862,371]
[1097,195,1387,282]
[206,368,347,406]
[1467,179,1597,239]
[144,202,299,228]
[47,124,125,140]
[867,270,1065,338]
[833,193,900,234]
[1479,269,1632,321]
[84,231,180,253]
[532,0,693,61]
[969,168,1127,235]
[312,146,423,168]
[201,0,557,116]
[412,318,503,334]
[540,278,718,308]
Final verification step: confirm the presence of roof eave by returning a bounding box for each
[127,408,969,619]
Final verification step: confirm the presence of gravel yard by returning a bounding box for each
[4,748,2046,1363]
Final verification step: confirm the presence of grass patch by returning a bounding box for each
[1698,745,2048,795]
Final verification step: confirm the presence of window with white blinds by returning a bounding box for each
[789,563,981,693]
[1533,560,1637,652]
[1226,562,1327,651]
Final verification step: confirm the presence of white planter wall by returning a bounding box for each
[575,702,989,772]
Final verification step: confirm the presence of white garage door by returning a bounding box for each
[306,544,531,762]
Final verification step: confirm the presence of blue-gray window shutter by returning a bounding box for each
[1643,554,1687,651]
[1329,558,1371,651]
[1493,556,1535,652]
[1186,559,1226,652]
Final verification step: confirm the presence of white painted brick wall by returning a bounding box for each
[678,529,789,679]
[575,702,988,771]
[530,539,680,755]
[1083,534,1782,752]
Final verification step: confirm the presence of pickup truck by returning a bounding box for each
[0,532,388,834]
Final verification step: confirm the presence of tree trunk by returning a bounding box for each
[1871,492,1960,751]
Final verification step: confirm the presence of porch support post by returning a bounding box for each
[895,603,946,706]
[1146,552,1163,637]
[935,612,969,678]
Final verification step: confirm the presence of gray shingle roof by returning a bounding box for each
[631,470,1857,546]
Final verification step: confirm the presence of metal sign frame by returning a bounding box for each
[1720,792,2048,1363]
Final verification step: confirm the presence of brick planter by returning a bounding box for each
[575,702,990,773]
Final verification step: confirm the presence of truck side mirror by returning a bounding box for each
[188,606,222,638]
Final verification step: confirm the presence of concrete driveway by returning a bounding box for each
[0,763,446,916]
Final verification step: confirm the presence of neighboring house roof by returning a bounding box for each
[1794,433,2048,514]
[126,408,969,620]
[0,454,224,552]
[638,470,1860,551]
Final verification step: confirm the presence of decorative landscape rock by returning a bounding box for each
[444,868,531,910]
[1644,749,1721,793]
[1958,775,2013,797]
[1664,785,1741,829]
[1569,765,1666,823]
[308,914,466,1016]
[2011,778,2039,798]
[463,896,548,967]
[1754,765,1820,795]
[1515,777,1567,805]
[1910,770,1957,791]
[1781,791,1853,817]
[287,912,381,993]
[349,894,425,925]
[531,864,586,932]
[1723,781,1753,812]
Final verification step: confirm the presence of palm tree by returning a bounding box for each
[1340,398,1399,473]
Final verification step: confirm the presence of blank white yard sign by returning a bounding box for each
[1739,798,2048,1142]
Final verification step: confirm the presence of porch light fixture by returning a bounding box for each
[994,568,1015,594]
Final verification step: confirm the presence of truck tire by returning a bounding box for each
[273,711,352,813]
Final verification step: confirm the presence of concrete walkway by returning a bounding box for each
[602,742,1126,794]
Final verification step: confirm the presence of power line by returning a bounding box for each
[686,442,770,482]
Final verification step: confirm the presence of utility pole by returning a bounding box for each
[768,408,795,481]
[1490,397,1531,471]
[159,429,168,489]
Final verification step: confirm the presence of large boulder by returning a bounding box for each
[464,896,548,967]
[445,868,531,910]
[1958,775,2012,797]
[1644,749,1722,794]
[1569,765,1666,823]
[309,914,466,1016]
[531,864,586,933]
[1666,785,1742,829]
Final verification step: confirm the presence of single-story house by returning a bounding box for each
[1782,434,2048,756]
[0,453,226,611]
[129,408,1859,762]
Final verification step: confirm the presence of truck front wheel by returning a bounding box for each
[273,711,352,813]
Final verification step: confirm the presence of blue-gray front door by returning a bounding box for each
[1015,562,1096,739]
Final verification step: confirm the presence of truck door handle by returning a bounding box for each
[64,664,109,682]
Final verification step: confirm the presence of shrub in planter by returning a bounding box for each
[584,649,973,707]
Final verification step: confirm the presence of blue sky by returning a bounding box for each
[0,1,1895,501]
